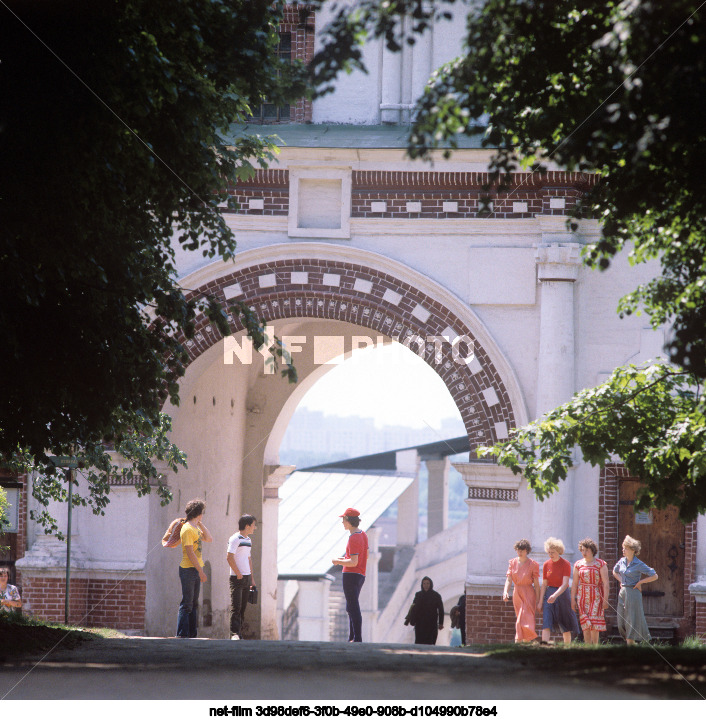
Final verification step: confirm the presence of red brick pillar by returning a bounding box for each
[19,571,145,631]
[454,461,526,646]
[465,591,518,644]
[690,581,706,640]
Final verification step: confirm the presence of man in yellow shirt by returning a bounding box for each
[177,499,213,638]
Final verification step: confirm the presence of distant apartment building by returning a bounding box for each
[279,409,466,459]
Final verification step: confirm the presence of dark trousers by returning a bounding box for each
[342,572,365,642]
[229,574,250,636]
[177,566,201,638]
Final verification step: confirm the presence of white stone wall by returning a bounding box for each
[149,342,251,637]
[312,0,472,125]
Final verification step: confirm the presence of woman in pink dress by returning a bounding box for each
[502,539,540,643]
[571,537,610,644]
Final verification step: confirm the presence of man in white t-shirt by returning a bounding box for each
[226,513,257,640]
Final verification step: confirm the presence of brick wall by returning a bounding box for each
[226,169,595,218]
[465,594,517,644]
[351,172,592,219]
[465,592,578,645]
[0,472,27,589]
[282,5,315,123]
[683,521,698,638]
[227,170,289,216]
[22,574,146,630]
[86,578,146,629]
[696,601,706,640]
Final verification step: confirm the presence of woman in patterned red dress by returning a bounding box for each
[571,537,610,644]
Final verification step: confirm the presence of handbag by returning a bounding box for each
[403,602,417,626]
[248,585,258,605]
[162,518,185,548]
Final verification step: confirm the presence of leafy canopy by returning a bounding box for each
[479,362,706,522]
[0,0,304,527]
[311,0,706,518]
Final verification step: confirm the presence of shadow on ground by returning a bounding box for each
[2,623,705,701]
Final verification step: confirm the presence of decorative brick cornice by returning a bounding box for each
[229,170,289,189]
[352,170,596,191]
[230,169,595,192]
[227,169,596,219]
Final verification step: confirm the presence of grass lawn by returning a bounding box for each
[480,641,706,699]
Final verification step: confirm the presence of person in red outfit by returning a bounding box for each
[571,537,610,644]
[503,539,540,643]
[332,507,368,642]
[537,537,579,644]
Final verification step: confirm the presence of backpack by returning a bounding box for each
[162,518,185,548]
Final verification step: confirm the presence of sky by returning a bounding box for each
[297,341,463,429]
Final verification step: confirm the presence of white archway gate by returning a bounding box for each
[164,245,527,639]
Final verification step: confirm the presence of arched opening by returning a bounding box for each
[275,340,471,642]
[151,247,527,639]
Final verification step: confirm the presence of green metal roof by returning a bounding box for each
[223,123,488,150]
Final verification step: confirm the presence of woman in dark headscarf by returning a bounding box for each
[405,576,445,645]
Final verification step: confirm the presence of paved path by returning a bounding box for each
[0,637,650,701]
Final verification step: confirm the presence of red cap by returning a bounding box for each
[339,508,360,518]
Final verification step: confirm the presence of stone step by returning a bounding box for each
[606,623,677,645]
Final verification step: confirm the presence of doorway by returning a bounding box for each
[618,478,684,616]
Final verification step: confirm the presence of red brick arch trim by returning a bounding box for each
[178,259,518,451]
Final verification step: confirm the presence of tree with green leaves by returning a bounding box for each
[1,0,304,531]
[311,0,706,520]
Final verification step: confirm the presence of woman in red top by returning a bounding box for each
[332,507,368,642]
[537,537,579,644]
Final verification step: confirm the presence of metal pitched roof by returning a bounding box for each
[222,123,488,150]
[302,435,475,472]
[277,469,414,577]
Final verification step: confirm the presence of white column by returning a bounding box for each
[396,450,420,546]
[426,457,449,537]
[380,42,402,123]
[532,242,581,549]
[261,464,295,640]
[297,577,333,642]
[400,20,414,124]
[360,525,381,642]
[454,462,523,587]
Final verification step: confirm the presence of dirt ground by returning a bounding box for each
[2,625,706,701]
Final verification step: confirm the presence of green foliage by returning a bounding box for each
[313,0,706,375]
[0,0,305,530]
[0,487,9,552]
[479,362,706,521]
[0,487,8,531]
[8,413,186,537]
[312,0,706,518]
